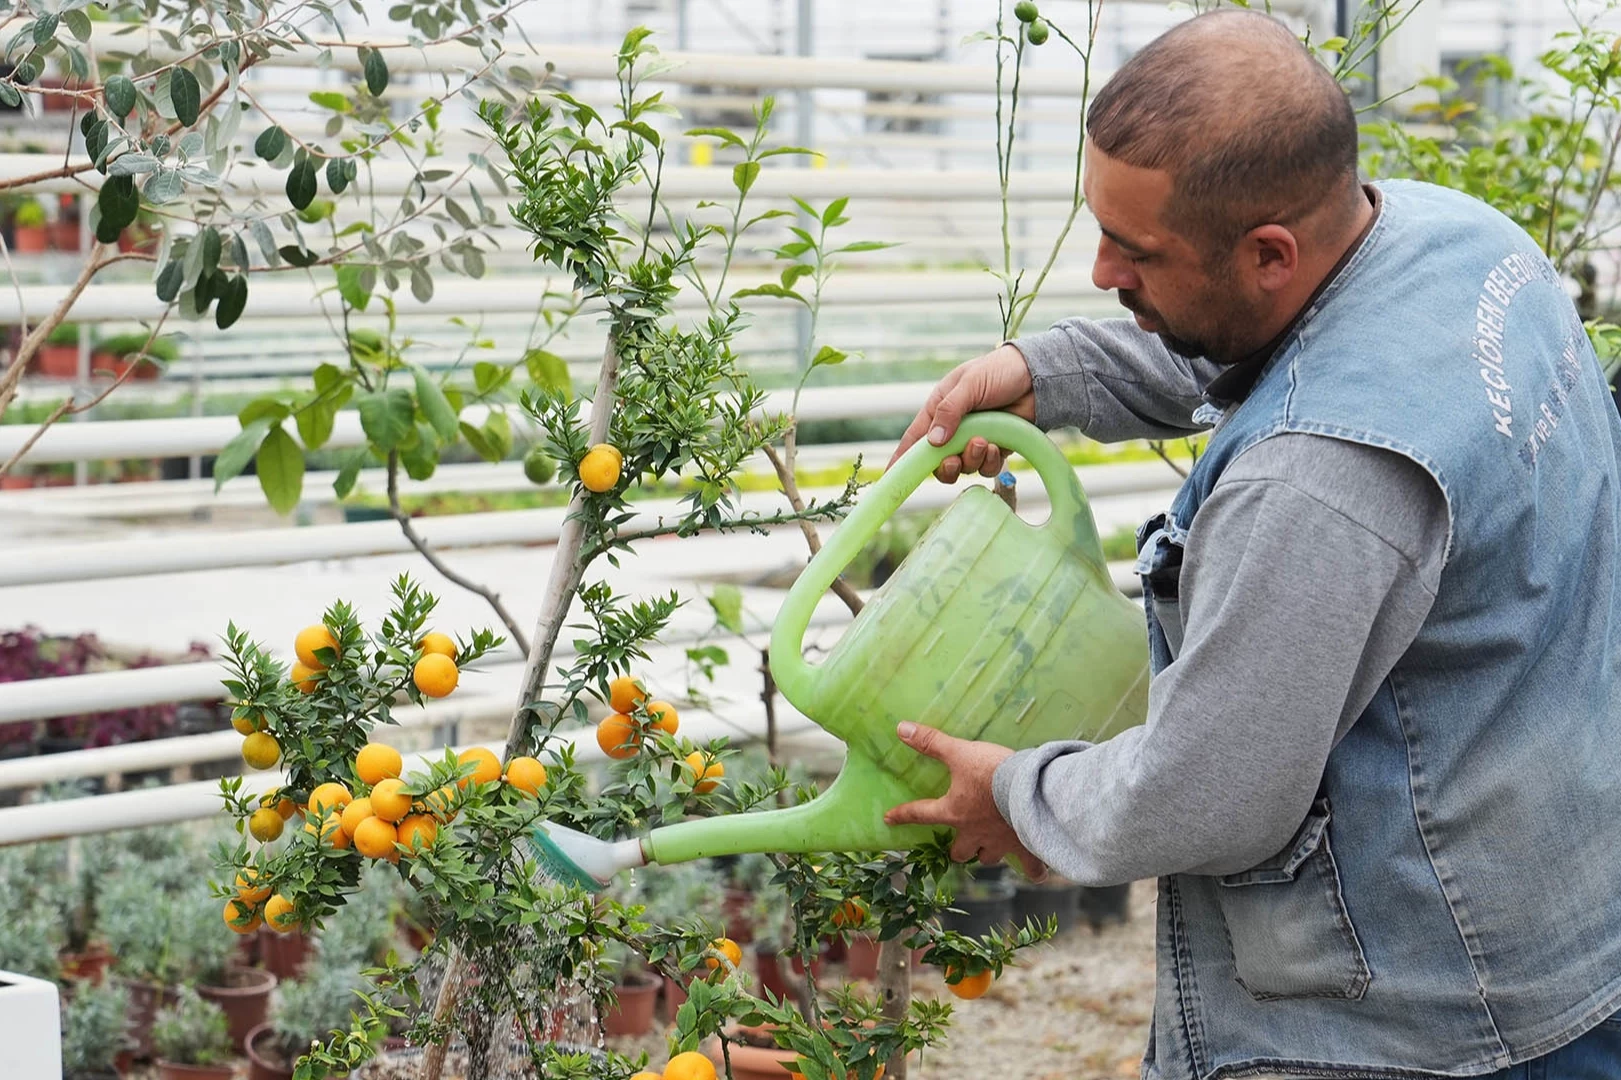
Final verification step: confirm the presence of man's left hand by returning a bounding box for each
[884,721,1047,878]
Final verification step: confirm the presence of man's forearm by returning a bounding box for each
[1013,317,1220,441]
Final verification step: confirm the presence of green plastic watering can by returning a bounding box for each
[529,413,1150,888]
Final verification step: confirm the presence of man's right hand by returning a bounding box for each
[888,343,1036,483]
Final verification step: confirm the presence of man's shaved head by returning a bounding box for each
[1087,10,1361,259]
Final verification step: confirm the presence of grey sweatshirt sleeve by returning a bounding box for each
[1011,317,1225,441]
[990,434,1448,884]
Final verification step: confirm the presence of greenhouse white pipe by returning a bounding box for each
[83,28,1093,97]
[0,154,1084,202]
[0,380,940,465]
[0,267,1094,325]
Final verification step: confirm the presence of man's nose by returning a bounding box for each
[1092,237,1141,293]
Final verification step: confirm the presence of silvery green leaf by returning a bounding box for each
[108,153,160,176]
[178,131,204,159]
[63,10,92,41]
[180,164,219,186]
[142,169,183,204]
[250,220,277,264]
[150,134,171,157]
[230,233,249,272]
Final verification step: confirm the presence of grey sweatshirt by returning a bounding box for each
[988,317,1449,883]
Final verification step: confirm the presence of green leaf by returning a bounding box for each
[238,398,291,426]
[326,156,352,194]
[309,90,351,113]
[33,14,58,45]
[362,47,389,96]
[256,424,305,515]
[142,169,182,205]
[709,584,744,635]
[732,161,760,198]
[732,282,806,304]
[473,361,511,396]
[333,448,369,499]
[411,365,459,440]
[780,264,812,290]
[215,275,248,329]
[155,259,184,302]
[200,226,221,274]
[213,417,273,491]
[821,196,849,226]
[458,420,499,462]
[482,411,512,460]
[94,175,139,243]
[334,264,371,311]
[811,344,847,368]
[254,126,288,160]
[103,74,135,118]
[522,348,571,397]
[357,387,415,451]
[286,151,317,210]
[758,145,819,160]
[296,389,341,450]
[0,85,19,109]
[169,67,200,126]
[400,423,439,480]
[63,10,92,41]
[409,265,433,303]
[278,246,319,268]
[684,126,746,148]
[835,240,899,253]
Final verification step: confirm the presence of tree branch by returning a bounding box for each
[586,500,850,561]
[0,242,124,420]
[385,450,532,655]
[760,442,864,617]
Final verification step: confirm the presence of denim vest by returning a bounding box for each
[1135,180,1621,1079]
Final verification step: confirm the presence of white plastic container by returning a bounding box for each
[0,969,62,1080]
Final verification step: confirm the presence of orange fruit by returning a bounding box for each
[356,743,403,786]
[307,782,352,815]
[248,807,285,843]
[685,752,723,794]
[579,445,622,493]
[456,747,501,788]
[419,632,457,661]
[629,1073,662,1080]
[261,788,296,820]
[235,867,271,903]
[224,898,261,935]
[596,714,640,760]
[340,797,374,838]
[414,653,459,698]
[241,732,281,770]
[397,814,438,853]
[662,1052,716,1080]
[264,894,298,933]
[231,710,265,735]
[505,756,548,796]
[832,899,867,929]
[646,700,679,736]
[290,661,319,693]
[369,778,412,822]
[294,624,339,670]
[705,937,742,973]
[422,784,459,822]
[608,675,648,715]
[305,810,350,850]
[944,967,993,1000]
[352,816,399,860]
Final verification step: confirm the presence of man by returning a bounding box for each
[883,10,1621,1080]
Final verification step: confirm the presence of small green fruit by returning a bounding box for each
[523,446,556,485]
[1026,18,1049,44]
[1014,1,1039,23]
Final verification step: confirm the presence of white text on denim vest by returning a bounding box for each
[1474,251,1560,439]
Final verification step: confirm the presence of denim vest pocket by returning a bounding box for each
[1214,799,1371,1001]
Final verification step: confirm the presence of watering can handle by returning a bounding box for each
[769,411,1104,712]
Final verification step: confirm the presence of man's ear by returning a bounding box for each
[1244,224,1299,292]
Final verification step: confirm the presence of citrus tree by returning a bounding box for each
[209,27,1054,1080]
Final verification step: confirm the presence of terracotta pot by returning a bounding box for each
[707,1026,798,1080]
[0,474,31,490]
[13,224,47,253]
[245,1023,295,1080]
[199,965,277,1048]
[59,941,115,984]
[604,970,661,1036]
[235,929,260,968]
[723,886,756,944]
[258,926,311,980]
[35,343,78,378]
[51,219,79,251]
[120,978,178,1057]
[754,947,827,1001]
[40,77,79,112]
[157,1062,235,1080]
[844,935,881,981]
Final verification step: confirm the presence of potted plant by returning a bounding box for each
[940,865,1017,938]
[1013,872,1084,936]
[631,860,726,1021]
[0,846,66,982]
[1077,882,1133,931]
[60,980,133,1080]
[246,963,369,1080]
[151,987,237,1080]
[36,322,81,378]
[11,198,47,253]
[53,194,81,251]
[91,332,178,381]
[602,942,662,1037]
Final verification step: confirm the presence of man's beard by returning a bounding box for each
[1118,290,1212,360]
